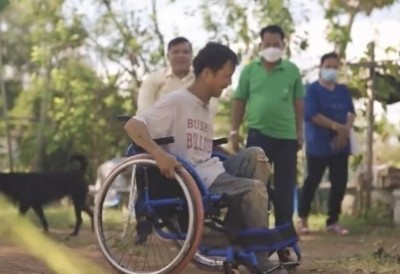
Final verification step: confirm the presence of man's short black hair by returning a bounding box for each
[167,36,192,51]
[320,52,339,66]
[260,25,285,40]
[192,42,238,77]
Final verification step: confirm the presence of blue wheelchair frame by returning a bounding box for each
[125,141,301,272]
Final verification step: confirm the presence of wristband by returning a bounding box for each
[229,130,239,136]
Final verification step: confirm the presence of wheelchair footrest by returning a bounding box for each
[264,263,282,274]
[281,261,301,269]
[238,222,298,251]
[262,262,300,274]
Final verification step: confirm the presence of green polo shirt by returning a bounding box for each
[234,58,305,140]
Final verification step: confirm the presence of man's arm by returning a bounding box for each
[230,65,250,151]
[137,72,160,114]
[309,97,355,131]
[231,99,246,132]
[231,65,250,132]
[124,118,179,179]
[346,89,356,129]
[125,95,180,178]
[346,112,355,129]
[311,114,342,129]
[294,99,304,137]
[293,73,305,148]
[124,118,165,156]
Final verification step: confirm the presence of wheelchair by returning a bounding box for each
[93,116,302,274]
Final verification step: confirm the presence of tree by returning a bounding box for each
[322,0,397,58]
[0,0,13,171]
[0,1,121,176]
[0,0,174,178]
[89,0,168,110]
[199,0,308,62]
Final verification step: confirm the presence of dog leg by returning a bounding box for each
[19,203,30,215]
[32,205,49,233]
[70,201,83,236]
[82,203,94,232]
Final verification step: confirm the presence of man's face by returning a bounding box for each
[321,57,340,70]
[204,61,236,97]
[260,32,284,50]
[167,42,192,74]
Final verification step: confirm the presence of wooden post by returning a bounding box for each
[364,41,376,215]
[0,16,14,172]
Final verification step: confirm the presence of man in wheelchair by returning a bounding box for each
[124,42,290,273]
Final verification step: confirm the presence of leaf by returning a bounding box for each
[299,39,309,50]
[0,0,9,12]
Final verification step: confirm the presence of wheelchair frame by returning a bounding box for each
[94,116,302,274]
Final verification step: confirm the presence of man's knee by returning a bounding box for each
[243,147,271,182]
[244,146,268,161]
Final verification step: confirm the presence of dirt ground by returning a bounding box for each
[1,221,400,274]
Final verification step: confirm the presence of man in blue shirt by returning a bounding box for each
[298,52,355,235]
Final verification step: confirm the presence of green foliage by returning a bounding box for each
[0,0,9,12]
[0,0,175,175]
[0,0,132,175]
[199,0,305,62]
[322,0,400,105]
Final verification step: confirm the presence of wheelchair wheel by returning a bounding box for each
[94,154,204,274]
[192,251,225,271]
[190,222,226,271]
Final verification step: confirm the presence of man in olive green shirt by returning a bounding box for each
[230,24,305,262]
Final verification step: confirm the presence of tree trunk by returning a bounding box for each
[338,10,358,59]
[31,62,52,172]
[364,42,376,216]
[0,16,14,172]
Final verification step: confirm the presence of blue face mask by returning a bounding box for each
[320,68,338,82]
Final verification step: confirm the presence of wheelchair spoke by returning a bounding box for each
[94,157,204,274]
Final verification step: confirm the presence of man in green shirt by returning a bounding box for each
[230,24,305,262]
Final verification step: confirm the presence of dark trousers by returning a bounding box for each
[246,129,298,226]
[298,154,349,226]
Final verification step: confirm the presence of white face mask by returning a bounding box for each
[260,47,283,63]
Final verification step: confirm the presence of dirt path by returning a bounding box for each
[1,226,399,274]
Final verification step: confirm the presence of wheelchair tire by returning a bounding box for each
[94,154,204,274]
[191,252,225,271]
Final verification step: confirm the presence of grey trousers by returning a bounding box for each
[210,147,271,239]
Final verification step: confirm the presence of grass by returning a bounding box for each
[317,252,400,274]
[305,214,400,274]
[335,255,400,274]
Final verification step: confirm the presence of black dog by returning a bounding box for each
[0,155,94,236]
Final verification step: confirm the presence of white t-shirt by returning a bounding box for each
[134,90,225,187]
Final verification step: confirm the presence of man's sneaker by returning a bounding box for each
[297,218,310,234]
[326,223,349,235]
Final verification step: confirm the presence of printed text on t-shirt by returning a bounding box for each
[187,118,212,153]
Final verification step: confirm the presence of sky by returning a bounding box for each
[71,0,400,124]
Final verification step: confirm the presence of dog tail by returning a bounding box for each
[69,154,88,175]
